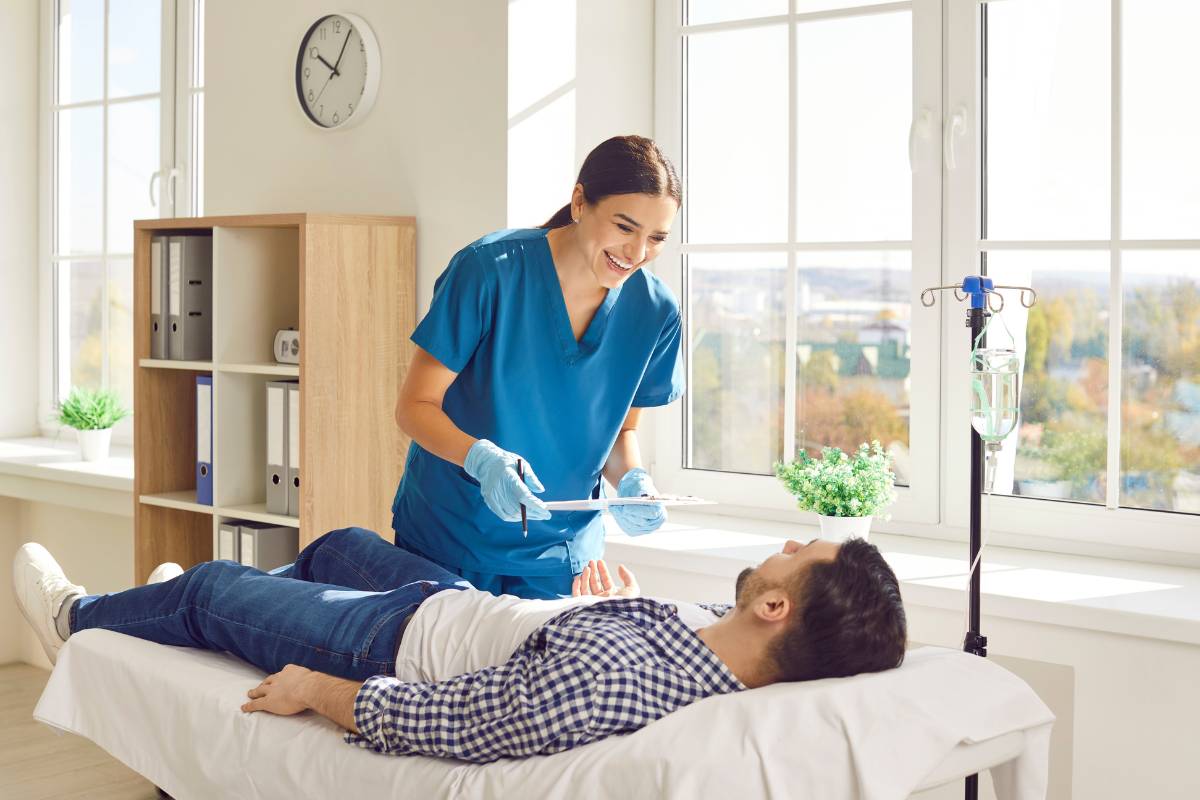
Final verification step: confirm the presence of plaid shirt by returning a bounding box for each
[345,598,744,762]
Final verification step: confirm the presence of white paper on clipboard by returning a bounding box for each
[543,495,714,512]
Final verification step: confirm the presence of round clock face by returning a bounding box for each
[295,14,379,129]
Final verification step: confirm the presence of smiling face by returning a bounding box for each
[734,538,841,608]
[570,188,679,290]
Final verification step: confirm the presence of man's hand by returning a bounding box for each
[242,664,313,716]
[572,559,640,598]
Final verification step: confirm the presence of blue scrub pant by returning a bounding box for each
[71,527,470,681]
[391,538,573,600]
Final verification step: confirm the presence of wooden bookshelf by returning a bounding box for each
[132,213,415,583]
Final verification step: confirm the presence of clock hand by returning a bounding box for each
[314,72,334,105]
[332,28,353,73]
[317,54,340,77]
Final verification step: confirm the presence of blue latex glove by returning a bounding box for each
[611,467,666,536]
[463,439,551,523]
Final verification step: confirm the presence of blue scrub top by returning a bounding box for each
[391,228,683,577]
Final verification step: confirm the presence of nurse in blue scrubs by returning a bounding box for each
[391,135,683,600]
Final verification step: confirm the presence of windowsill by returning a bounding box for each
[605,510,1200,648]
[0,437,134,515]
[3,439,1196,648]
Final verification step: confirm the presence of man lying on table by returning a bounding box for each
[14,526,906,763]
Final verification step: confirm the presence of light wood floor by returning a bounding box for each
[0,662,160,799]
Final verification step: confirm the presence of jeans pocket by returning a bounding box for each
[358,603,419,664]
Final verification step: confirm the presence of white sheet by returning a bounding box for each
[34,630,1053,800]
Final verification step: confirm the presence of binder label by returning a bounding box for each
[288,387,300,470]
[267,386,284,465]
[197,382,212,462]
[151,242,162,315]
[239,532,255,567]
[169,241,182,316]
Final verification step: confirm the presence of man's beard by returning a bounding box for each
[734,566,774,609]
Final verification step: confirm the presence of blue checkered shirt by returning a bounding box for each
[345,598,743,762]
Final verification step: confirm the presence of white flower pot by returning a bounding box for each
[817,514,872,543]
[77,428,113,462]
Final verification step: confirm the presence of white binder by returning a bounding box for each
[286,382,300,518]
[150,235,167,359]
[266,381,289,515]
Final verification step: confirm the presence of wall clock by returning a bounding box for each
[295,13,380,129]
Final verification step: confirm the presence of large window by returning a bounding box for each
[655,0,941,522]
[979,0,1200,517]
[42,0,204,437]
[660,0,1200,551]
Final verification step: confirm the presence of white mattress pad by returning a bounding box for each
[34,630,1053,799]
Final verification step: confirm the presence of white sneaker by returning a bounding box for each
[148,562,184,584]
[12,543,86,665]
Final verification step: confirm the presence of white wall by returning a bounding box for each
[0,0,40,438]
[3,500,135,667]
[506,0,655,234]
[204,0,508,316]
[575,0,654,169]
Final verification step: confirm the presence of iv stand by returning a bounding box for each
[919,275,1037,800]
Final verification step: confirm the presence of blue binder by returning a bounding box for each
[197,375,214,505]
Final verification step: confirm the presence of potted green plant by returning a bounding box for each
[56,387,129,462]
[774,441,897,542]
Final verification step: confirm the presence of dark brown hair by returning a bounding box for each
[541,135,682,229]
[771,538,907,682]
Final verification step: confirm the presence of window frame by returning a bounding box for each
[655,0,1200,561]
[651,0,944,527]
[943,0,1200,559]
[37,0,204,446]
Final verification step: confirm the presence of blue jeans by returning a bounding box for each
[390,537,574,600]
[71,527,471,681]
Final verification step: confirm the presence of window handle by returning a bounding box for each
[944,106,967,171]
[908,108,935,173]
[167,168,180,213]
[149,169,161,208]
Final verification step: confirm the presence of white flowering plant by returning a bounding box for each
[774,441,897,518]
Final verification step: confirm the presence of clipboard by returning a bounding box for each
[543,495,714,512]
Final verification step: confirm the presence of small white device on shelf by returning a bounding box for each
[273,329,300,364]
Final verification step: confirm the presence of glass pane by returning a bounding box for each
[108,260,134,411]
[58,261,106,394]
[1123,2,1200,239]
[986,251,1110,504]
[57,106,104,255]
[686,0,786,26]
[58,0,104,104]
[687,253,786,473]
[686,25,787,244]
[108,0,162,98]
[108,98,161,253]
[795,12,911,242]
[794,251,912,485]
[1122,252,1200,512]
[986,0,1110,240]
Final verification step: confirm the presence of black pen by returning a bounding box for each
[517,458,528,538]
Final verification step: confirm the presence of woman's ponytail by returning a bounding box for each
[540,203,575,230]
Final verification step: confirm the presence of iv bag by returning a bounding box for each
[970,348,1020,443]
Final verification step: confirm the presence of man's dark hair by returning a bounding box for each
[771,538,907,682]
